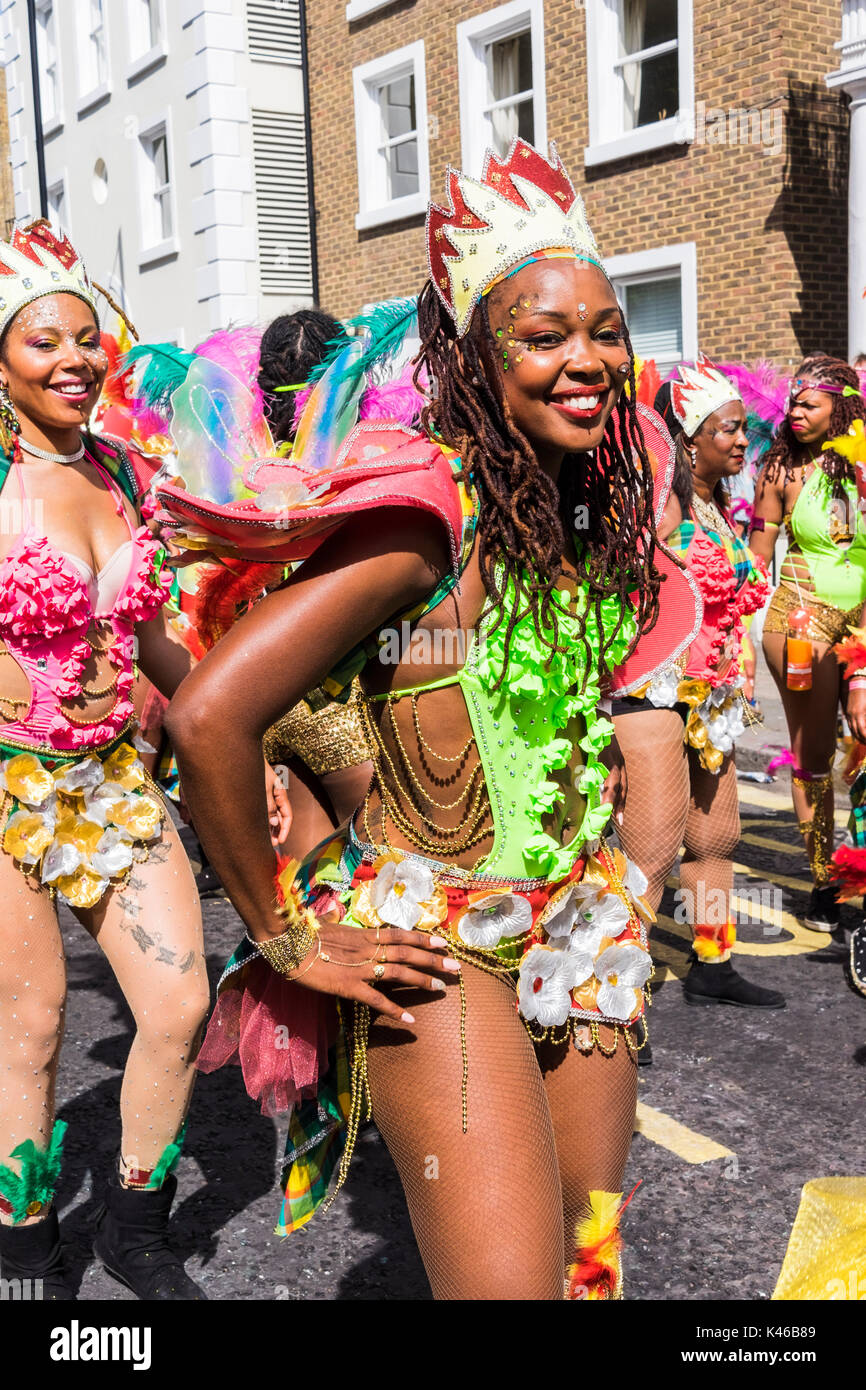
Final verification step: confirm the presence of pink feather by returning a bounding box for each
[196,326,265,417]
[293,360,425,436]
[718,360,788,428]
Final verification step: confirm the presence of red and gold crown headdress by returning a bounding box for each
[670,353,742,437]
[427,139,606,337]
[0,221,97,340]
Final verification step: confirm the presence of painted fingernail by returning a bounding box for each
[430,935,448,949]
[443,959,461,972]
[431,979,447,991]
[401,1012,416,1023]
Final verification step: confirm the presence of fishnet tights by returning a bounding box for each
[366,964,637,1300]
[614,706,741,928]
[0,818,208,1221]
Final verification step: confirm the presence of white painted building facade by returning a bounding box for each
[1,0,314,344]
[828,0,866,357]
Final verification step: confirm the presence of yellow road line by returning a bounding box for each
[740,831,802,857]
[738,784,849,829]
[655,902,824,957]
[730,860,810,896]
[649,935,687,978]
[635,1102,735,1164]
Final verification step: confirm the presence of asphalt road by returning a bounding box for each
[49,765,864,1304]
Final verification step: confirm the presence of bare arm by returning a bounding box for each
[135,604,196,699]
[657,489,682,542]
[164,508,448,942]
[748,465,783,568]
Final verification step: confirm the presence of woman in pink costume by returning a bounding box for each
[0,222,228,1300]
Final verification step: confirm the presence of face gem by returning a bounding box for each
[578,303,587,320]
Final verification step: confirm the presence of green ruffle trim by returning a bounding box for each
[475,581,635,879]
[0,1120,67,1224]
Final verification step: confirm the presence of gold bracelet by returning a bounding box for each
[289,938,322,980]
[255,918,319,976]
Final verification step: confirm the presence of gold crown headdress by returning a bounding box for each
[427,139,606,337]
[670,354,742,437]
[0,221,98,340]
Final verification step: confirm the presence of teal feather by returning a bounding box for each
[122,342,196,414]
[308,296,418,389]
[0,1120,67,1224]
[745,409,776,466]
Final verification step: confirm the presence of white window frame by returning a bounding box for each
[457,0,546,176]
[346,0,399,18]
[604,242,697,368]
[126,0,167,82]
[136,115,179,266]
[352,41,429,232]
[585,0,694,168]
[47,174,68,235]
[35,0,63,135]
[75,0,112,115]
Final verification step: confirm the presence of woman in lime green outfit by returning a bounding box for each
[750,355,866,930]
[162,140,695,1300]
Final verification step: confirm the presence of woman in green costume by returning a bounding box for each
[166,141,689,1300]
[751,356,866,930]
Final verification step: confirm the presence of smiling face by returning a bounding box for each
[0,293,106,441]
[787,387,835,446]
[691,402,748,482]
[483,259,629,473]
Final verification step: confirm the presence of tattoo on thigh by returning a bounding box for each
[131,922,155,953]
[147,841,170,866]
[178,950,196,974]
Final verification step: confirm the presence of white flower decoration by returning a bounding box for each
[254,481,310,513]
[90,827,135,878]
[370,857,436,931]
[594,942,652,1022]
[646,664,680,708]
[456,891,532,949]
[83,782,127,826]
[518,945,578,1027]
[622,857,649,904]
[542,881,629,955]
[41,841,84,884]
[54,757,105,795]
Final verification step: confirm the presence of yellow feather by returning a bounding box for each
[823,418,866,464]
[574,1189,623,1253]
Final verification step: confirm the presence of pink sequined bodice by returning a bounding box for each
[0,453,172,752]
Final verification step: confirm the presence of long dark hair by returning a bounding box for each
[760,353,862,492]
[415,281,660,683]
[258,309,347,444]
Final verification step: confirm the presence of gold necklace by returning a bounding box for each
[691,492,734,538]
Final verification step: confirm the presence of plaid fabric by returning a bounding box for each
[276,1033,351,1236]
[667,519,754,594]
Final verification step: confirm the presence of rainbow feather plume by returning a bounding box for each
[169,357,275,504]
[123,342,196,420]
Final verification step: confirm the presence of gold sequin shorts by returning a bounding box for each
[762,583,862,647]
[263,679,370,777]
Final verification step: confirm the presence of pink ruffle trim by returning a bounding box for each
[196,956,334,1118]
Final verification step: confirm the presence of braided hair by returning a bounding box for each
[415,280,661,684]
[761,353,862,491]
[258,309,347,444]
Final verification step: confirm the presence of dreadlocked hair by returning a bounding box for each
[760,354,862,493]
[414,280,661,686]
[258,309,348,444]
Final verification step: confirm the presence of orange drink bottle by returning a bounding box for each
[786,607,813,691]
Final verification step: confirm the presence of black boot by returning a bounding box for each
[803,883,840,932]
[93,1170,207,1300]
[683,957,786,1009]
[0,1209,75,1300]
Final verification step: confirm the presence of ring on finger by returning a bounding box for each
[372,962,386,981]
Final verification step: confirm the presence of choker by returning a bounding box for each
[19,437,86,464]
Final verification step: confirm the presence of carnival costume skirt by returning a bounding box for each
[0,731,165,909]
[197,820,654,1233]
[763,581,862,647]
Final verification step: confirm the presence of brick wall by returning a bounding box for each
[305,0,848,366]
[0,77,14,236]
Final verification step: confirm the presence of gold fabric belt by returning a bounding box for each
[763,583,861,646]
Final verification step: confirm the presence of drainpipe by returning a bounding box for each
[298,0,320,305]
[25,0,49,218]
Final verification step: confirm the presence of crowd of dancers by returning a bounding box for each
[0,135,863,1304]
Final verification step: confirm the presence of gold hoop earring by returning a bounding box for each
[0,382,20,454]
